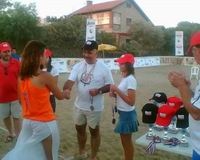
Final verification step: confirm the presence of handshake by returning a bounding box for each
[63,89,71,99]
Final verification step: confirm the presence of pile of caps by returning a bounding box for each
[142,92,189,129]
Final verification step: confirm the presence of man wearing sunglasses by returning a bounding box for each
[64,40,113,160]
[0,42,21,143]
[169,32,200,160]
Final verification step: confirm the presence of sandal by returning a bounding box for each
[5,135,15,143]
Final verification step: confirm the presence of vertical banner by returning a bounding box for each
[86,19,96,41]
[175,31,184,56]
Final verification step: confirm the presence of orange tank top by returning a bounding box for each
[20,78,55,122]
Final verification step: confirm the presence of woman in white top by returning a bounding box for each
[44,49,59,112]
[110,54,138,160]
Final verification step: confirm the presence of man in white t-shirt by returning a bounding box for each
[63,40,113,160]
[169,31,200,160]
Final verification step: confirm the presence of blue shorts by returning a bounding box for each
[114,110,138,134]
[193,150,200,160]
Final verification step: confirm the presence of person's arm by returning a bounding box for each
[63,63,79,91]
[110,76,136,106]
[43,73,70,100]
[63,80,75,91]
[169,71,200,120]
[110,85,136,106]
[89,67,114,96]
[54,75,58,84]
[178,85,200,120]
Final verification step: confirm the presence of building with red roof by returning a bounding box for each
[71,0,152,45]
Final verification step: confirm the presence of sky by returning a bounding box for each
[14,0,200,27]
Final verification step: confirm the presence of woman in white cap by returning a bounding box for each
[110,53,138,160]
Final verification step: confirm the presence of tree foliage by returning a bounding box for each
[0,1,40,52]
[1,1,200,57]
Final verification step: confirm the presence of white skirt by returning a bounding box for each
[2,119,60,160]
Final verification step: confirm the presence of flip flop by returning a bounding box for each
[5,135,15,143]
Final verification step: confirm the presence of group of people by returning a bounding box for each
[1,31,200,160]
[0,40,138,160]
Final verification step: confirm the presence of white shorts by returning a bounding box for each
[2,119,60,160]
[74,107,102,129]
[0,100,21,119]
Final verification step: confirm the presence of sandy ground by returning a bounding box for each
[0,65,193,160]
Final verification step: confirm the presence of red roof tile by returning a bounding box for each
[72,0,125,15]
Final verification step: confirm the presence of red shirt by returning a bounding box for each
[0,58,20,103]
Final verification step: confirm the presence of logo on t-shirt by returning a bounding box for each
[80,72,93,86]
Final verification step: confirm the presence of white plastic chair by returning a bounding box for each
[190,66,200,80]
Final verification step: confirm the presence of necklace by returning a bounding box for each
[80,62,96,86]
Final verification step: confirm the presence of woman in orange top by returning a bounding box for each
[3,40,70,160]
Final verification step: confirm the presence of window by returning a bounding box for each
[113,12,121,25]
[126,18,132,26]
[95,13,110,25]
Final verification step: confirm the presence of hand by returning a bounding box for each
[89,89,99,96]
[63,89,71,99]
[109,91,116,98]
[168,71,189,89]
[110,84,118,93]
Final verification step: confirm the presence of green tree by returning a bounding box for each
[0,2,40,52]
[40,15,116,57]
[0,0,12,11]
[126,21,165,56]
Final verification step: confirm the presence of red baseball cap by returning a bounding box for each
[188,31,200,55]
[115,53,135,64]
[167,96,183,112]
[155,104,175,127]
[0,42,12,52]
[44,48,53,57]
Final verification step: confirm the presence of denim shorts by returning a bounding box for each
[114,110,138,134]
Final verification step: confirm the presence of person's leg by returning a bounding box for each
[75,124,87,155]
[13,118,21,137]
[120,134,134,160]
[87,111,102,160]
[0,102,14,138]
[11,100,22,137]
[42,135,53,160]
[74,108,87,155]
[89,126,100,160]
[3,116,14,136]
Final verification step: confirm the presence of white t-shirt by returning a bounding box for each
[50,67,59,77]
[68,60,113,111]
[117,75,137,112]
[190,80,200,155]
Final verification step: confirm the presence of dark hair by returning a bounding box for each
[20,40,46,80]
[124,62,135,76]
[47,57,53,72]
[195,44,200,48]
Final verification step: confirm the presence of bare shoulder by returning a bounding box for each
[39,71,54,83]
